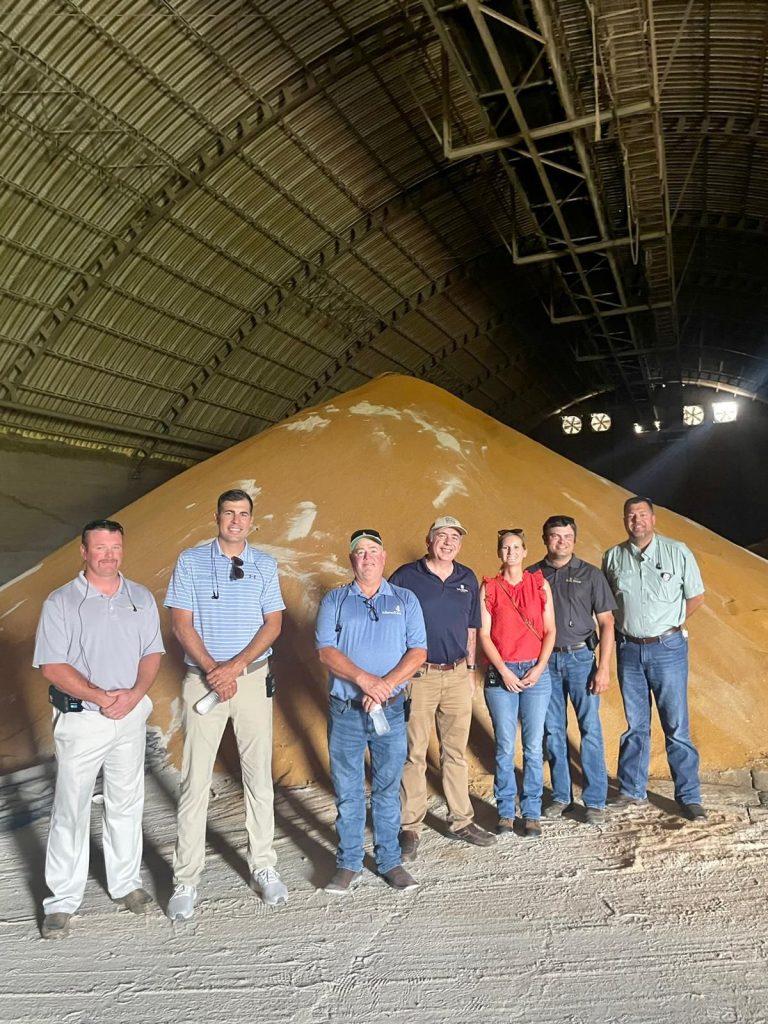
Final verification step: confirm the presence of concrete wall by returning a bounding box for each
[0,436,181,586]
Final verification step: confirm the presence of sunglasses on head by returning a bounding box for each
[497,528,525,536]
[230,555,244,580]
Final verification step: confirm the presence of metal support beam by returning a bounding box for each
[550,301,673,324]
[446,102,652,160]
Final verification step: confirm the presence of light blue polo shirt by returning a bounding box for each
[165,540,285,665]
[315,579,427,700]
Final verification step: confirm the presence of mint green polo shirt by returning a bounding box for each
[602,533,704,638]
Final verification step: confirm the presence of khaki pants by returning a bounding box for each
[173,664,275,885]
[400,663,475,833]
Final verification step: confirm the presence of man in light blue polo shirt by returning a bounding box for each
[316,529,427,896]
[165,489,286,920]
[602,496,706,820]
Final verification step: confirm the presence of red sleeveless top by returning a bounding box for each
[483,570,546,662]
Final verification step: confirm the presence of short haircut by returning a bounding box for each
[497,528,526,553]
[81,519,124,545]
[217,489,254,514]
[623,495,654,516]
[542,515,577,538]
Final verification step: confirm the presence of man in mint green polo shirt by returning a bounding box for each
[602,496,706,821]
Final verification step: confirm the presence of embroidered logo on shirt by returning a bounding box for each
[382,604,403,615]
[456,584,470,593]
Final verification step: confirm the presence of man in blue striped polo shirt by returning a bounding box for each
[164,489,286,920]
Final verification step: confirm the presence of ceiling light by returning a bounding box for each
[633,423,644,434]
[712,401,737,423]
[654,420,662,431]
[590,412,611,432]
[561,415,582,435]
[683,405,704,426]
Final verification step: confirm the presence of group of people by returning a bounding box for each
[33,489,707,937]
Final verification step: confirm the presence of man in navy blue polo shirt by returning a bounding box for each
[316,529,427,896]
[390,516,496,861]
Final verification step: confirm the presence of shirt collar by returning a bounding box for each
[349,577,395,598]
[627,534,658,559]
[213,538,250,560]
[77,570,128,599]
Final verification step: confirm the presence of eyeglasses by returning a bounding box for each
[497,528,525,536]
[230,555,244,580]
[362,597,379,622]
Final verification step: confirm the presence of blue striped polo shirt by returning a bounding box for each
[315,579,427,700]
[165,540,285,665]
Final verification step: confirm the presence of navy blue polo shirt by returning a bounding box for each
[389,558,480,664]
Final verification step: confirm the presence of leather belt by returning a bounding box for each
[553,642,588,653]
[421,659,466,672]
[621,625,682,645]
[190,657,267,676]
[348,692,405,710]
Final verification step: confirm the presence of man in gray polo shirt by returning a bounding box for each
[529,515,616,825]
[602,496,706,820]
[33,519,164,940]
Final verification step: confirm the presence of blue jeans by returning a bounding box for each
[616,631,701,804]
[484,661,551,820]
[327,695,407,874]
[544,649,607,809]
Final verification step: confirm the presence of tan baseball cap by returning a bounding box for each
[428,515,467,537]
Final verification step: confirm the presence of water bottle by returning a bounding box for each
[194,689,221,715]
[369,704,390,735]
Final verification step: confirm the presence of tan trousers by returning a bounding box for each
[173,664,275,885]
[400,663,475,833]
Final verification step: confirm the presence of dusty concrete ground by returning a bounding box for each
[1,764,767,1024]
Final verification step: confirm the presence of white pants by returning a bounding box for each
[173,665,275,885]
[44,696,151,915]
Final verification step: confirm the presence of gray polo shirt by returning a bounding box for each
[602,534,704,638]
[34,572,165,711]
[529,556,616,647]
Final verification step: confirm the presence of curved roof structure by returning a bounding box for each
[1,0,766,465]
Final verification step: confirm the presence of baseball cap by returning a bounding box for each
[428,515,467,537]
[350,529,384,552]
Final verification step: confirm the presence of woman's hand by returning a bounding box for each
[501,667,523,692]
[519,666,543,688]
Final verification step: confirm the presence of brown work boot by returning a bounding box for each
[382,865,419,892]
[523,818,542,839]
[452,822,497,847]
[324,869,361,896]
[496,816,516,837]
[399,829,420,862]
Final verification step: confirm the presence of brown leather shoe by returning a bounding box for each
[399,829,420,862]
[382,865,419,892]
[523,818,542,839]
[496,816,516,836]
[453,822,497,847]
[119,888,153,914]
[41,912,71,939]
[324,868,361,895]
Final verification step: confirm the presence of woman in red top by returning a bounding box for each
[479,529,556,838]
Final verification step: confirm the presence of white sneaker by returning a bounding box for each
[167,884,197,921]
[252,867,288,906]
